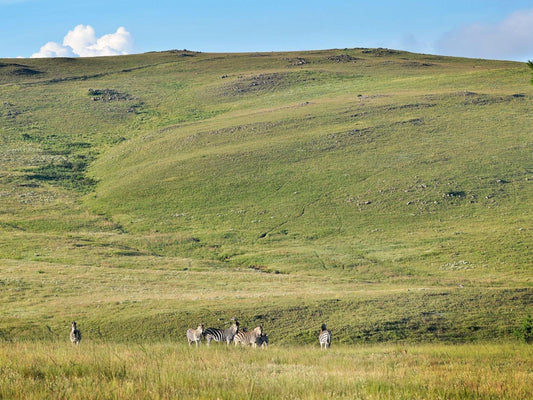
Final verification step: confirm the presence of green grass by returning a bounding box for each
[0,48,532,397]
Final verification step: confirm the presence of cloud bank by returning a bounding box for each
[436,8,533,61]
[31,25,133,58]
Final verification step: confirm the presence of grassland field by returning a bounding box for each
[0,48,532,398]
[1,342,532,399]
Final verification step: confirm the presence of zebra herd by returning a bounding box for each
[185,319,332,349]
[69,320,332,349]
[186,318,268,348]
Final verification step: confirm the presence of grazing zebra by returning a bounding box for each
[318,323,331,349]
[233,325,263,347]
[203,319,239,345]
[70,321,81,345]
[186,324,204,347]
[256,333,269,348]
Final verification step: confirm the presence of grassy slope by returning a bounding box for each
[0,49,532,343]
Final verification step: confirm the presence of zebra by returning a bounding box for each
[256,333,269,348]
[233,325,263,347]
[203,319,239,345]
[70,321,81,345]
[318,323,331,349]
[186,324,204,347]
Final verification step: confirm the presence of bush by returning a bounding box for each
[514,314,533,343]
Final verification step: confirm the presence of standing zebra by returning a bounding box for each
[318,323,331,349]
[70,321,81,345]
[186,324,204,347]
[233,325,263,347]
[203,319,239,345]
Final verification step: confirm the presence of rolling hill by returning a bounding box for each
[0,48,532,343]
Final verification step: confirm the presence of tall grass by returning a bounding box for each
[1,341,531,399]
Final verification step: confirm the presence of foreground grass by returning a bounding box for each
[1,341,531,399]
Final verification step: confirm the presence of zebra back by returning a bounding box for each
[204,320,239,345]
[319,324,331,349]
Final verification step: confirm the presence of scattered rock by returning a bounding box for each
[327,54,359,63]
[88,88,136,102]
[286,57,309,66]
[218,72,297,96]
[444,191,466,198]
[361,48,400,56]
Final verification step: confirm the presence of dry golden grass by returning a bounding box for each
[1,341,531,399]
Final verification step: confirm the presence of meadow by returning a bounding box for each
[1,48,532,398]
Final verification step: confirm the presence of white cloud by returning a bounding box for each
[31,25,133,58]
[436,8,533,61]
[30,41,74,58]
[62,25,99,57]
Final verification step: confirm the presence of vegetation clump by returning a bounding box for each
[514,314,533,343]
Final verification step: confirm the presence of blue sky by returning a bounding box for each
[1,0,533,61]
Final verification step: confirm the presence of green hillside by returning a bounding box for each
[0,49,532,343]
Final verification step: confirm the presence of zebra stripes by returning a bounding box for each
[186,324,204,346]
[203,319,239,345]
[318,323,331,349]
[233,325,263,347]
[70,321,81,345]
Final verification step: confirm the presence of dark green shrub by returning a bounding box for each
[514,314,533,343]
